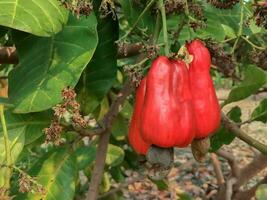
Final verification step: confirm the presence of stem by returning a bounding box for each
[184,0,192,39]
[119,0,156,41]
[0,105,12,189]
[231,0,244,54]
[86,80,134,200]
[153,12,161,44]
[159,0,169,55]
[241,36,266,50]
[221,112,267,155]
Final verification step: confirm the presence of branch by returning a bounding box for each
[210,153,225,185]
[0,43,143,64]
[234,176,267,200]
[216,149,240,177]
[0,47,18,64]
[86,79,134,200]
[221,112,267,155]
[117,43,143,59]
[235,153,267,189]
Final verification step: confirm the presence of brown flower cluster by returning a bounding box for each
[207,0,240,9]
[19,172,46,195]
[204,39,236,78]
[59,0,93,18]
[44,87,89,145]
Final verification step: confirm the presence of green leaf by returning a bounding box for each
[119,0,155,33]
[120,100,133,120]
[196,10,225,41]
[99,172,111,193]
[75,146,96,170]
[2,110,51,146]
[0,97,14,108]
[111,114,128,141]
[256,184,267,200]
[150,179,168,191]
[0,0,68,37]
[9,14,98,113]
[106,144,125,167]
[204,3,241,33]
[251,98,267,123]
[210,106,241,152]
[225,65,267,105]
[77,3,118,114]
[110,167,125,183]
[0,126,24,186]
[26,148,77,200]
[227,106,242,123]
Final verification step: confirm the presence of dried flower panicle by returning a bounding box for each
[19,172,46,195]
[204,39,236,78]
[44,121,64,145]
[59,0,93,18]
[207,0,240,9]
[0,187,11,200]
[43,87,90,145]
[253,0,267,28]
[165,0,185,15]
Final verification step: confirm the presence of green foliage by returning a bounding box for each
[251,98,267,123]
[24,148,77,200]
[210,106,242,152]
[106,144,125,167]
[0,0,68,37]
[0,0,266,198]
[224,65,267,105]
[9,14,98,113]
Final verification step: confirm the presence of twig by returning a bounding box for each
[210,153,225,185]
[0,43,145,64]
[86,79,134,200]
[234,153,267,189]
[0,47,18,64]
[221,112,267,155]
[159,0,169,55]
[226,178,237,200]
[216,149,240,177]
[98,177,143,199]
[241,36,266,50]
[117,43,143,59]
[231,0,244,54]
[119,0,156,41]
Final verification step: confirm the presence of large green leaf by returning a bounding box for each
[26,148,77,200]
[196,9,225,41]
[9,14,98,113]
[224,65,267,105]
[0,0,68,37]
[251,98,267,123]
[77,2,119,114]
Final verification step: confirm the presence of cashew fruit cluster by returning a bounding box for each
[128,39,221,155]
